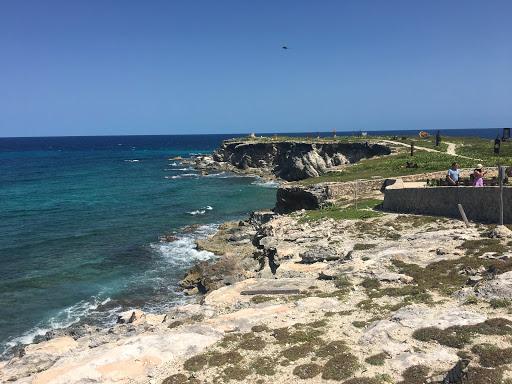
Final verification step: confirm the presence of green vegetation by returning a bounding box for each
[398,365,430,384]
[354,220,402,240]
[367,285,433,305]
[183,354,208,372]
[365,352,388,366]
[207,351,243,367]
[281,342,317,361]
[299,199,383,222]
[489,298,512,309]
[300,150,476,185]
[457,239,509,257]
[412,318,512,349]
[361,278,381,290]
[251,324,269,333]
[451,136,512,164]
[465,367,505,384]
[471,344,512,367]
[161,373,191,384]
[353,243,377,251]
[315,340,349,358]
[352,321,368,329]
[334,275,353,291]
[249,356,276,376]
[387,135,449,152]
[250,295,275,304]
[342,378,383,384]
[223,365,251,381]
[238,334,267,351]
[292,363,322,379]
[321,352,359,381]
[272,326,324,345]
[392,246,512,295]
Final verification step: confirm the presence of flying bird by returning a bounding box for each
[281,45,289,50]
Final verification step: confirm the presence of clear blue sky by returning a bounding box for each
[0,0,511,137]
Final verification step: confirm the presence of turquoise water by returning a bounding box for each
[0,129,496,356]
[0,135,277,356]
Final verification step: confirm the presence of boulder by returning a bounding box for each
[179,256,251,294]
[300,247,343,264]
[117,309,145,324]
[474,271,512,300]
[274,185,328,214]
[488,225,512,239]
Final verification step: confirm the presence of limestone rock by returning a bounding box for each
[488,225,512,239]
[117,309,145,324]
[474,271,512,300]
[299,247,345,264]
[212,140,390,181]
[391,305,487,329]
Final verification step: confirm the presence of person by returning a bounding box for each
[473,164,486,187]
[446,162,460,186]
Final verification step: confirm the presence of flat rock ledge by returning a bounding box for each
[2,210,512,384]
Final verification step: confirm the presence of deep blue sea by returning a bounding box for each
[0,128,498,356]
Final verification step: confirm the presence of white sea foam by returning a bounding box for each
[150,224,218,267]
[251,179,280,188]
[1,224,220,357]
[124,159,140,162]
[188,209,206,215]
[204,172,246,179]
[187,205,213,215]
[3,296,114,355]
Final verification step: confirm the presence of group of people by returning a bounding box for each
[446,162,487,186]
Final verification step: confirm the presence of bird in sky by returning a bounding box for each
[281,45,289,50]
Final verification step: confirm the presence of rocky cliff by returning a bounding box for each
[211,140,391,181]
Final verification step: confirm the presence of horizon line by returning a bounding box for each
[0,127,506,139]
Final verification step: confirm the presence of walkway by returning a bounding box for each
[380,139,481,161]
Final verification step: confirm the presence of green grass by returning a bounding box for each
[382,135,449,152]
[299,199,383,222]
[299,150,477,185]
[450,136,512,164]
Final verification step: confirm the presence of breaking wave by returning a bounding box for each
[2,296,114,358]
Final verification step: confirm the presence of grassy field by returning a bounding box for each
[448,136,512,165]
[298,199,383,222]
[228,134,510,185]
[227,134,449,151]
[299,150,477,185]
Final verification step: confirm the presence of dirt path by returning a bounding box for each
[446,142,457,155]
[380,139,481,161]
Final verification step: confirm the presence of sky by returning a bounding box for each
[0,0,511,137]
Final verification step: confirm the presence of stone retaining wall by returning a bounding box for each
[323,168,499,200]
[383,186,512,223]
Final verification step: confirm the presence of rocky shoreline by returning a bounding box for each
[184,139,391,181]
[2,139,512,384]
[2,203,512,383]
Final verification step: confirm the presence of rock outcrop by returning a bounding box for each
[274,184,328,213]
[210,140,391,181]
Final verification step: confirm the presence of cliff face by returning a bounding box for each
[212,140,391,181]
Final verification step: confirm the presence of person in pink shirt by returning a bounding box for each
[472,164,486,187]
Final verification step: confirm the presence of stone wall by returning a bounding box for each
[383,186,512,223]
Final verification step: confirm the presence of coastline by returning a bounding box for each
[3,203,512,383]
[2,135,512,383]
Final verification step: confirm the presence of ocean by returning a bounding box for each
[0,128,498,356]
